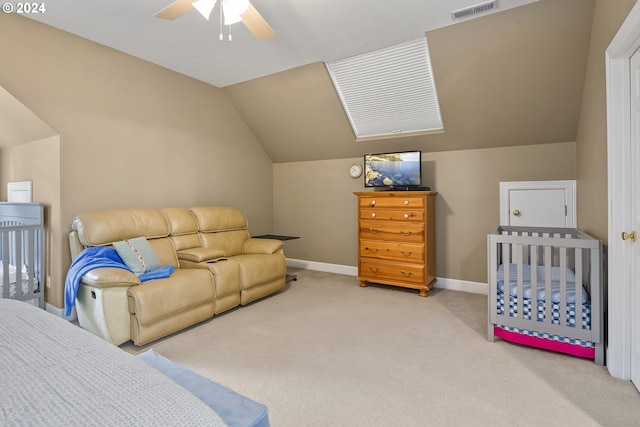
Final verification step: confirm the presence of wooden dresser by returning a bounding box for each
[354,191,438,297]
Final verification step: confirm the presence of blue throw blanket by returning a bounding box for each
[64,246,174,317]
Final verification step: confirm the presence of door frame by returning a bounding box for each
[499,180,576,227]
[606,2,640,380]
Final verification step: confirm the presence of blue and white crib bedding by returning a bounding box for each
[496,263,588,304]
[496,293,594,349]
[495,263,594,350]
[0,263,39,298]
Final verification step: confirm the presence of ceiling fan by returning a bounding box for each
[154,0,275,40]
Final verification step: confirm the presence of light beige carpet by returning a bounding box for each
[122,269,640,426]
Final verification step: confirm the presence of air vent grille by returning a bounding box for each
[451,0,497,20]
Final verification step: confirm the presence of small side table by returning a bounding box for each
[252,234,299,282]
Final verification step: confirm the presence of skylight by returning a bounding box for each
[326,37,443,140]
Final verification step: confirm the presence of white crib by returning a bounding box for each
[0,203,45,308]
[487,226,604,365]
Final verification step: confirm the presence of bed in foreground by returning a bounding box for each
[0,298,269,426]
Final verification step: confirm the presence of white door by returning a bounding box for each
[629,49,640,392]
[500,181,576,227]
[508,189,567,227]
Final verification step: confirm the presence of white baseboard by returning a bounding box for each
[434,277,488,295]
[287,258,358,276]
[46,303,76,321]
[286,259,487,295]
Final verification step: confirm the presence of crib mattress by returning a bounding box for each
[496,292,594,351]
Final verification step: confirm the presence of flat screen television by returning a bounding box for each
[364,150,423,190]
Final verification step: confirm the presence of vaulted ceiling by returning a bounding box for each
[23,0,538,87]
[4,0,595,163]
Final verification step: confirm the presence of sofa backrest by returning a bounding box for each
[69,206,253,265]
[70,208,179,267]
[189,207,250,257]
[160,208,200,252]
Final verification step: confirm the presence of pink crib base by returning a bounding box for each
[493,326,595,359]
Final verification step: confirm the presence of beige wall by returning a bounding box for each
[0,0,635,308]
[225,0,595,163]
[576,0,637,242]
[0,14,274,309]
[0,136,61,303]
[274,141,576,283]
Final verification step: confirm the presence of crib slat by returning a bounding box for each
[544,245,552,324]
[1,231,8,298]
[590,246,602,341]
[575,247,583,332]
[516,243,524,321]
[530,243,538,321]
[559,246,567,327]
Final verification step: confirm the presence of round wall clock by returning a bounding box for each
[349,164,363,179]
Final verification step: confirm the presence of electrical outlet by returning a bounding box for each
[46,276,51,288]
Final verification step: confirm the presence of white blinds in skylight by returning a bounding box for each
[327,37,443,139]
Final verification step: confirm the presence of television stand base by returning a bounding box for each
[382,186,431,191]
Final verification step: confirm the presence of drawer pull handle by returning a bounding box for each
[368,228,379,234]
[401,270,413,277]
[365,247,380,254]
[403,213,409,219]
[371,200,376,206]
[400,230,412,236]
[400,250,413,257]
[368,266,380,273]
[371,213,376,218]
[404,200,409,205]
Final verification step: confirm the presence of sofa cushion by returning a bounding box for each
[190,207,248,232]
[113,237,162,275]
[200,230,249,257]
[127,269,215,326]
[235,253,287,289]
[148,238,180,268]
[160,208,198,236]
[71,208,170,246]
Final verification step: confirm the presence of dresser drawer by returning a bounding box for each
[360,208,424,222]
[359,220,425,243]
[360,259,425,284]
[359,196,425,209]
[360,240,424,262]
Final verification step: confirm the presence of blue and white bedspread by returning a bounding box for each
[0,298,227,426]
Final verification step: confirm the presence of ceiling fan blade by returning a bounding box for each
[241,2,275,40]
[154,0,194,20]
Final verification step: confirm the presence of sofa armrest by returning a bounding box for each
[177,247,226,263]
[81,268,141,288]
[243,238,283,255]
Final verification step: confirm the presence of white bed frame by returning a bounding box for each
[0,202,45,308]
[487,226,604,365]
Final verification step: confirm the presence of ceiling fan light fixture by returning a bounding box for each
[193,0,217,20]
[222,0,249,24]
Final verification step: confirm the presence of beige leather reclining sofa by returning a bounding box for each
[69,206,287,346]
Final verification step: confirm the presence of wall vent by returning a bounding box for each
[451,0,497,20]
